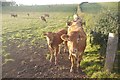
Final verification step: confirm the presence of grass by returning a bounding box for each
[2,4,76,65]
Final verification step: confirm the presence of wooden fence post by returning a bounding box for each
[104,33,118,72]
[0,2,2,79]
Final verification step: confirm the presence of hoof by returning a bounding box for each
[55,62,57,66]
[68,57,70,59]
[49,60,52,63]
[68,56,71,59]
[70,69,73,72]
[77,68,82,73]
[76,69,79,73]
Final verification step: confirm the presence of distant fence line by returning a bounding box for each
[2,4,77,13]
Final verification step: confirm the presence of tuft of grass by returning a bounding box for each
[45,52,51,60]
[91,71,118,78]
[81,51,104,76]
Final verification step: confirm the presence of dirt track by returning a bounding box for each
[2,39,87,78]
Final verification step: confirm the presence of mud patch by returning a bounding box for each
[2,40,87,78]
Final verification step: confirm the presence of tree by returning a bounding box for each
[90,10,119,54]
[1,1,16,6]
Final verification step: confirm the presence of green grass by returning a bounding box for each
[2,12,69,34]
[2,5,76,65]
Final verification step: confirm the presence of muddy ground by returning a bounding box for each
[2,39,87,78]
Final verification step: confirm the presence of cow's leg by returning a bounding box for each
[49,47,53,63]
[70,55,75,72]
[58,45,61,54]
[63,41,68,53]
[69,53,71,59]
[77,53,83,72]
[54,46,59,65]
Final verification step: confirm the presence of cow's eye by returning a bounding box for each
[67,21,72,26]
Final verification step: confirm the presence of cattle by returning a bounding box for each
[40,14,49,23]
[40,16,47,22]
[67,21,85,34]
[61,16,87,72]
[44,14,49,17]
[11,13,17,18]
[70,13,86,26]
[44,29,67,65]
[27,13,30,16]
[73,13,81,22]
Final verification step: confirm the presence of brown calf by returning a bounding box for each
[40,16,47,22]
[44,14,49,17]
[66,14,85,31]
[11,13,17,18]
[44,29,67,65]
[27,13,30,16]
[61,17,87,72]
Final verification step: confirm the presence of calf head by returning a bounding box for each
[61,31,80,54]
[73,13,80,22]
[44,32,55,46]
[66,17,85,28]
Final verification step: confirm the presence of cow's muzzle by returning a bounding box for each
[71,49,77,53]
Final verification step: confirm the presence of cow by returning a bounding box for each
[44,29,67,65]
[61,17,87,72]
[44,14,49,17]
[40,16,47,22]
[73,13,86,26]
[27,13,30,16]
[73,13,82,22]
[11,13,17,18]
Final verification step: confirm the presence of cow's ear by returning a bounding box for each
[61,34,69,41]
[43,32,47,36]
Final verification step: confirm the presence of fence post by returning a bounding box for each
[0,1,2,80]
[104,33,118,72]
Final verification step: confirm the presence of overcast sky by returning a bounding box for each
[6,0,119,5]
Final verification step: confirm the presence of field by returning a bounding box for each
[2,4,88,78]
[2,2,119,78]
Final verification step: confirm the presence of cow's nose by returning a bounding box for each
[72,49,77,53]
